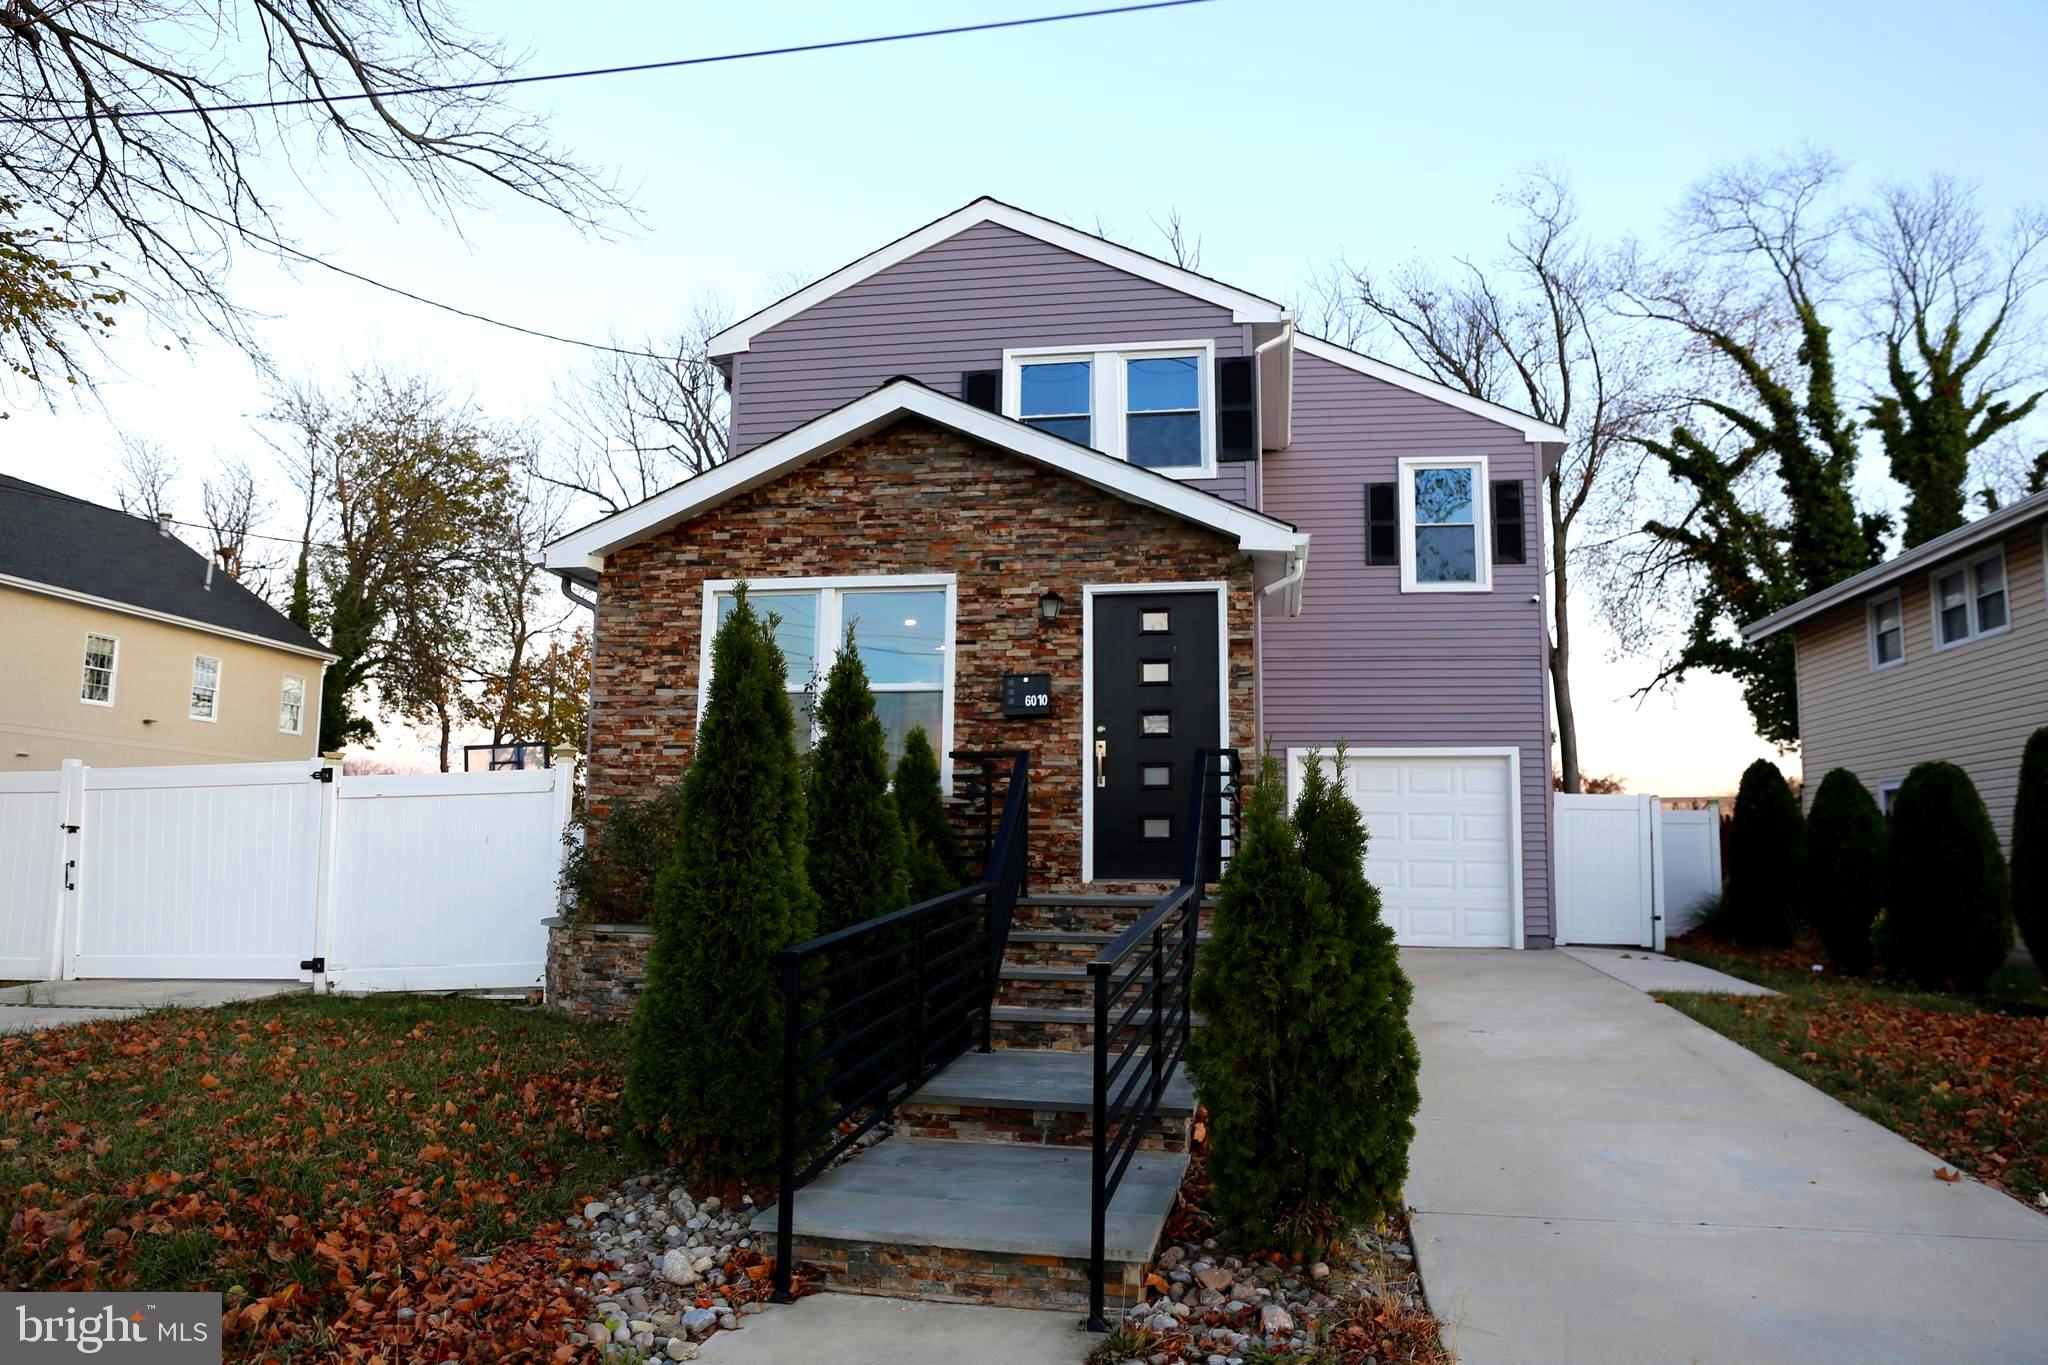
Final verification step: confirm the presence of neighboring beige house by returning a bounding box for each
[1,474,335,771]
[1743,488,2048,844]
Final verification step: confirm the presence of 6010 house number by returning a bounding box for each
[1001,673,1053,718]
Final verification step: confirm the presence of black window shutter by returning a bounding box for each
[1491,479,1527,564]
[960,369,1001,412]
[1365,483,1398,565]
[1215,355,1259,462]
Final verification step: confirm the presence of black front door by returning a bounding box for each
[1091,591,1222,881]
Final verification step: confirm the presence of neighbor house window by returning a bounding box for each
[280,675,307,735]
[80,633,118,705]
[1932,547,2009,649]
[1004,342,1215,477]
[705,576,955,770]
[1867,591,1904,669]
[1398,456,1491,592]
[190,656,221,721]
[1879,778,1903,816]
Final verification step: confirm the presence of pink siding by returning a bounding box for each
[1260,354,1555,941]
[728,220,1255,506]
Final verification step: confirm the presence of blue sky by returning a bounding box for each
[4,0,2044,786]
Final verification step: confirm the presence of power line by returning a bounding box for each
[9,1,1216,125]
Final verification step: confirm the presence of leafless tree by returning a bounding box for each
[113,435,178,522]
[1317,172,1669,791]
[1150,207,1202,270]
[200,455,275,595]
[542,295,732,517]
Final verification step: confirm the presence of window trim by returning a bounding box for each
[1866,590,1906,672]
[697,573,958,784]
[1000,339,1217,480]
[280,674,307,736]
[79,632,119,707]
[1397,455,1493,594]
[189,654,222,722]
[1928,545,2011,652]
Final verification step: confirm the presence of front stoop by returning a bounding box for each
[896,1049,1194,1153]
[752,1138,1186,1312]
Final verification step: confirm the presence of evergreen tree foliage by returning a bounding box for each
[2012,728,2048,974]
[1722,759,1805,947]
[807,625,909,937]
[1189,752,1418,1252]
[1804,768,1885,973]
[625,588,818,1177]
[1875,761,2013,992]
[894,726,966,901]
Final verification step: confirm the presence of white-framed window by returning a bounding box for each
[1930,546,2009,650]
[79,633,118,705]
[1397,456,1491,593]
[189,655,221,721]
[1867,591,1905,670]
[700,574,957,771]
[1002,340,1216,479]
[280,675,307,736]
[1878,777,1904,816]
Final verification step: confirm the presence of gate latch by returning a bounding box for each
[311,767,334,783]
[300,957,326,973]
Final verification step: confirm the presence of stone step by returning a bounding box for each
[1002,928,1214,969]
[895,1048,1194,1153]
[751,1137,1185,1313]
[988,1003,1202,1052]
[1009,894,1212,936]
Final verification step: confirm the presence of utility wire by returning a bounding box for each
[9,1,1216,125]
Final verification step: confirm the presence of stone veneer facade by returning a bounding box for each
[543,918,652,1021]
[586,416,1258,891]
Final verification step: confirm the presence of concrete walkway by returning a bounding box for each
[1560,946,1779,997]
[0,979,302,1034]
[1402,948,2048,1365]
[699,1294,1079,1364]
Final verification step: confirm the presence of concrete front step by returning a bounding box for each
[751,1137,1185,1313]
[896,1048,1193,1153]
[989,1003,1203,1052]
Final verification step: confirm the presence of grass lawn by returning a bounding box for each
[1663,935,2048,1208]
[0,993,633,1361]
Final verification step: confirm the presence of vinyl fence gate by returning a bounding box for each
[1554,795,1724,951]
[0,759,572,991]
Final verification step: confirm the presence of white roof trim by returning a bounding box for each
[1294,335,1568,446]
[708,198,1291,356]
[0,573,339,662]
[1742,487,2048,642]
[544,380,1310,577]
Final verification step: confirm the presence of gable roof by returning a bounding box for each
[1742,487,2048,642]
[544,379,1311,611]
[1294,335,1570,450]
[0,474,334,660]
[707,197,1292,357]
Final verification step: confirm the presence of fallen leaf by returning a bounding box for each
[1933,1166,1962,1183]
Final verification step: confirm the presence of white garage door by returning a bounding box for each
[1297,751,1517,948]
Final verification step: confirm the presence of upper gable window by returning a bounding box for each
[1932,548,2009,650]
[1867,591,1904,670]
[1003,341,1215,479]
[1397,457,1491,593]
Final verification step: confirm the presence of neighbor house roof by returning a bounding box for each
[544,378,1313,613]
[1742,487,2048,643]
[0,473,335,660]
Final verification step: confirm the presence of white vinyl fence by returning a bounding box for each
[0,759,572,991]
[1554,795,1724,951]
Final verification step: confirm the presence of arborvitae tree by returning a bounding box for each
[1875,761,2013,992]
[807,625,909,936]
[895,726,966,901]
[1722,759,1805,947]
[625,588,818,1176]
[2013,728,2048,974]
[1804,768,1885,973]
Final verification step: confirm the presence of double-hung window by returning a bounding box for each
[1004,342,1215,478]
[1397,456,1491,592]
[80,633,118,705]
[704,576,955,770]
[1867,592,1904,669]
[190,656,221,721]
[280,675,307,735]
[1931,548,2009,650]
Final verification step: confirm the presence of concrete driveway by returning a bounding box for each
[1402,948,2048,1365]
[0,979,302,1034]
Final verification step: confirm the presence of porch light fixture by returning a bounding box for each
[1037,590,1063,622]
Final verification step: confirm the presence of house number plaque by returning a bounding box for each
[1001,673,1053,717]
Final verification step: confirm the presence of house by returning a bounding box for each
[546,198,1566,948]
[1742,487,2048,842]
[0,474,334,771]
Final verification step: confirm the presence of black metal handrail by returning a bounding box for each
[950,748,1030,893]
[1084,747,1240,1332]
[770,750,1031,1302]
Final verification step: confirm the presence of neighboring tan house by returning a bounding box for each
[1,474,335,771]
[547,198,1567,947]
[1743,487,2048,843]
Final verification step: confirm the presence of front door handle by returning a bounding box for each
[1095,740,1107,787]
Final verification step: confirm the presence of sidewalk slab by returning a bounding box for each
[699,1293,1081,1364]
[0,1006,145,1035]
[1561,946,1779,996]
[0,979,303,1008]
